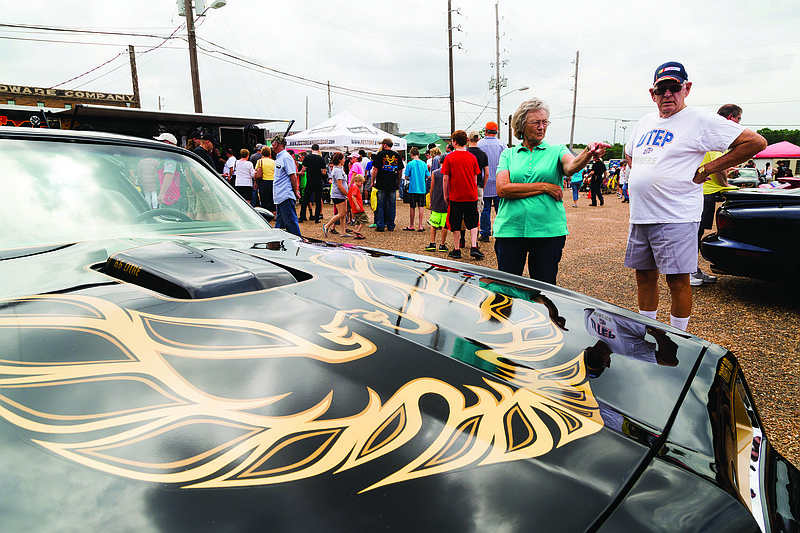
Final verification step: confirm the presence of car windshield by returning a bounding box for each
[736,168,759,178]
[0,138,268,250]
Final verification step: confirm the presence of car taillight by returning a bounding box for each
[716,211,736,232]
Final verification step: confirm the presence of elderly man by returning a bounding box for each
[477,121,505,242]
[270,134,302,237]
[624,61,766,331]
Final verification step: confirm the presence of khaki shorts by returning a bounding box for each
[353,211,369,225]
[624,222,699,274]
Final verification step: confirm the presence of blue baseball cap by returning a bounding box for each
[653,61,688,85]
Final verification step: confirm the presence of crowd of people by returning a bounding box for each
[167,60,767,333]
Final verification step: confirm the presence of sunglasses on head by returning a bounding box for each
[653,83,684,96]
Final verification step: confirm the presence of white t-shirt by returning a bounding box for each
[233,160,255,187]
[624,106,744,223]
[584,308,656,363]
[223,155,237,176]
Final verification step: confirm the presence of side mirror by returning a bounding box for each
[253,207,275,223]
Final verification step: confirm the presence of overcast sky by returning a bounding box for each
[2,0,799,145]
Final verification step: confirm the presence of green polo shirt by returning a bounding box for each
[493,141,569,239]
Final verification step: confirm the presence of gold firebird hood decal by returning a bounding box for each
[0,251,602,492]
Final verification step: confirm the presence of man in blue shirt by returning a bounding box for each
[477,121,505,242]
[270,134,302,237]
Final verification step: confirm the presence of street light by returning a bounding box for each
[501,86,529,99]
[201,1,227,14]
[182,0,226,113]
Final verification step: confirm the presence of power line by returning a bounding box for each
[51,52,127,89]
[193,36,450,101]
[0,22,172,40]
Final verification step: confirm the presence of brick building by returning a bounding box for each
[0,83,139,110]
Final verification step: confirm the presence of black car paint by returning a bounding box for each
[701,188,800,282]
[0,128,797,532]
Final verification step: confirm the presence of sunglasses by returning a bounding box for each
[653,83,684,96]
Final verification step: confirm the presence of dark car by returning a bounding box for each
[1,128,798,532]
[701,188,800,283]
[728,167,762,188]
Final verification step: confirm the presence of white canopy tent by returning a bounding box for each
[285,111,407,153]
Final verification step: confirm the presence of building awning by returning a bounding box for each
[48,104,287,128]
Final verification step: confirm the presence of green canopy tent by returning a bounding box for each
[402,132,446,160]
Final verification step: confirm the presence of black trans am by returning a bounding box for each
[0,128,798,532]
[701,188,800,283]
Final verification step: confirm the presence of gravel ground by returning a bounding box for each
[300,195,800,468]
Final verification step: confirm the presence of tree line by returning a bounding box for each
[756,128,800,146]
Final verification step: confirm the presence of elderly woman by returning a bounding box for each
[232,148,255,204]
[494,97,609,284]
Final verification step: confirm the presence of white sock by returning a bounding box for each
[638,309,657,320]
[670,315,690,331]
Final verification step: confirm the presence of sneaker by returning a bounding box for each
[697,268,717,284]
[424,243,437,251]
[375,228,384,232]
[689,272,704,286]
[478,235,490,243]
[470,247,485,260]
[369,223,377,228]
[448,249,462,259]
[438,244,448,252]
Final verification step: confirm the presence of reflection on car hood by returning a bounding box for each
[0,230,715,531]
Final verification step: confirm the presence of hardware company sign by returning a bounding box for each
[0,84,135,103]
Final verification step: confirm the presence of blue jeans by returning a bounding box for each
[480,196,500,237]
[375,189,396,230]
[571,182,581,202]
[274,199,302,237]
[494,236,566,285]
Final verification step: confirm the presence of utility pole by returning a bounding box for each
[128,45,140,108]
[495,2,501,136]
[184,0,203,113]
[569,51,579,151]
[327,81,332,118]
[447,0,456,134]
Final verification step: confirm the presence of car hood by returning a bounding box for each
[0,229,716,532]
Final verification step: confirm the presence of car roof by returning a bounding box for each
[0,126,188,157]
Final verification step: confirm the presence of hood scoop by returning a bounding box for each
[105,241,302,298]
